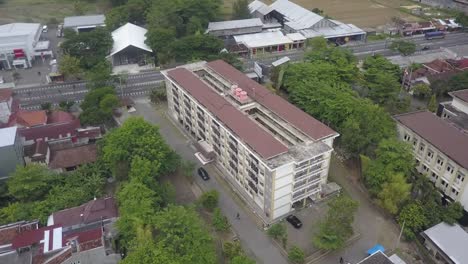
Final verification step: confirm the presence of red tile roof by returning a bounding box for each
[451,89,468,103]
[423,59,453,74]
[207,60,337,141]
[394,111,468,168]
[0,89,13,101]
[47,111,75,124]
[48,144,98,169]
[11,225,60,250]
[13,110,47,127]
[18,119,81,141]
[63,228,103,252]
[51,197,118,228]
[0,221,38,246]
[167,67,288,159]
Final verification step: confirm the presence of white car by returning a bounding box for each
[42,25,48,33]
[0,76,4,84]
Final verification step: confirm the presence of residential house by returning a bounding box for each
[357,251,405,264]
[162,60,338,224]
[47,197,118,232]
[0,88,17,124]
[394,111,468,211]
[421,222,468,264]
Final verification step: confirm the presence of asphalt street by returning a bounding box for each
[12,32,468,109]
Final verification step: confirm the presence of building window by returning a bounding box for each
[404,133,411,141]
[446,165,454,174]
[436,157,444,166]
[419,144,425,152]
[457,173,465,182]
[427,151,434,158]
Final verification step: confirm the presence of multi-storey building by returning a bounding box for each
[438,88,468,134]
[394,111,468,211]
[162,60,339,223]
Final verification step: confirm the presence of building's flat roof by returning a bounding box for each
[207,18,263,32]
[63,14,105,28]
[110,23,152,57]
[0,23,40,38]
[0,126,17,148]
[167,67,289,159]
[234,31,293,48]
[207,60,337,141]
[394,111,468,169]
[450,89,468,104]
[423,222,468,263]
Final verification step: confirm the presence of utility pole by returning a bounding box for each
[396,220,405,249]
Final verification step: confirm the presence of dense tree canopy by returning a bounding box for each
[7,164,58,202]
[101,117,179,177]
[232,0,250,19]
[61,28,113,70]
[390,40,416,56]
[79,86,119,125]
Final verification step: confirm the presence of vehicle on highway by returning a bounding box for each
[198,167,210,181]
[286,215,302,228]
[422,46,430,51]
[425,31,445,40]
[0,76,4,84]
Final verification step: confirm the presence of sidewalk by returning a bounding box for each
[133,99,288,264]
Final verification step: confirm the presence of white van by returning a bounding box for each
[42,25,48,33]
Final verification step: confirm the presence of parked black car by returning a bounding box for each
[286,215,302,228]
[198,167,210,181]
[422,46,430,51]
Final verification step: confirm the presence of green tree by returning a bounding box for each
[85,61,112,87]
[267,222,287,240]
[223,241,243,260]
[59,101,75,112]
[232,0,250,19]
[398,201,428,240]
[153,205,217,263]
[363,55,401,80]
[377,173,411,214]
[79,86,117,125]
[100,93,120,114]
[212,207,230,231]
[7,164,57,202]
[288,246,305,264]
[172,34,224,62]
[442,202,464,224]
[363,69,401,111]
[390,40,416,56]
[231,255,256,264]
[199,190,219,211]
[427,94,437,112]
[313,195,359,250]
[145,27,176,65]
[105,5,130,31]
[101,117,179,176]
[40,102,52,112]
[412,83,432,98]
[61,27,113,70]
[59,54,83,80]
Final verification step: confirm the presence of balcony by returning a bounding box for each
[248,170,258,184]
[248,180,258,193]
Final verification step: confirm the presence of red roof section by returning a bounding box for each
[52,197,118,228]
[11,225,60,249]
[63,227,102,244]
[49,144,98,169]
[47,111,75,124]
[0,221,38,246]
[0,88,13,101]
[394,111,468,168]
[451,89,468,103]
[167,67,288,159]
[18,119,81,141]
[12,110,48,127]
[207,60,337,141]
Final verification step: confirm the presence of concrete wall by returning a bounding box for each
[0,143,24,179]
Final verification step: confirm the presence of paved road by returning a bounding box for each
[15,71,165,109]
[133,99,289,264]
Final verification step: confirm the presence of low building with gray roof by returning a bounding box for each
[63,14,105,33]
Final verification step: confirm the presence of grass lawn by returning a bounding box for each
[0,0,111,24]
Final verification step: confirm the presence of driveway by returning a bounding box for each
[132,99,288,264]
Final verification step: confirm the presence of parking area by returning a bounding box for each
[284,202,329,256]
[1,26,62,88]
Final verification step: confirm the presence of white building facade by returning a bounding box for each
[0,23,43,69]
[395,111,468,211]
[162,60,338,223]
